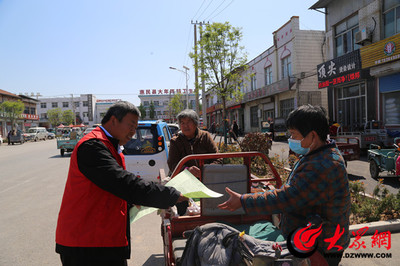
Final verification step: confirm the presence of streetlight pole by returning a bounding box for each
[169,66,190,109]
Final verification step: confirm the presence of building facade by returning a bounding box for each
[37,94,96,127]
[0,90,39,137]
[138,88,196,121]
[311,0,400,133]
[206,16,326,133]
[95,99,122,124]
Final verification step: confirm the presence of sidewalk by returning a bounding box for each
[341,220,400,265]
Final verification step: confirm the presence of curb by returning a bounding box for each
[349,219,400,235]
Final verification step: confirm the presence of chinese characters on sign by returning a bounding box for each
[317,50,362,89]
[20,114,39,120]
[139,89,194,95]
[318,71,361,89]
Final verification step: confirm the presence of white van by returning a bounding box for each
[26,127,48,141]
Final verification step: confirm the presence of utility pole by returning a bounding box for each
[71,94,76,125]
[192,21,199,114]
[191,20,208,128]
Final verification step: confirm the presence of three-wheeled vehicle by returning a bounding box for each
[330,136,361,164]
[9,129,25,145]
[367,137,400,179]
[160,152,327,265]
[56,127,83,156]
[260,121,270,133]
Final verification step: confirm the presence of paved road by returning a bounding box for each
[270,140,399,195]
[0,139,67,266]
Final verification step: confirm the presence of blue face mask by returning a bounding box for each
[288,138,310,155]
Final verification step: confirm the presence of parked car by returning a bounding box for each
[272,117,289,140]
[83,127,96,136]
[123,120,172,182]
[25,127,48,141]
[47,132,56,139]
[9,129,25,145]
[167,123,180,137]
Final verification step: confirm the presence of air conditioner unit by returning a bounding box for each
[355,27,370,44]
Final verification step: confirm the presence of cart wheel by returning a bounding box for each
[369,160,379,179]
[60,149,65,157]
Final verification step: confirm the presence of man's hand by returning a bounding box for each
[176,194,189,203]
[217,187,242,211]
[187,166,201,178]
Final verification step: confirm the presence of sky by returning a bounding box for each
[0,0,325,106]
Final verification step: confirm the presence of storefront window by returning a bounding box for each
[280,98,294,119]
[337,83,366,131]
[250,106,258,127]
[383,91,400,125]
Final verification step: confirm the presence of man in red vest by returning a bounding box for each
[55,101,187,266]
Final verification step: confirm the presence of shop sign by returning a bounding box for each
[360,33,400,68]
[20,114,39,120]
[96,99,122,103]
[139,89,194,95]
[317,50,361,82]
[243,78,289,103]
[318,71,363,89]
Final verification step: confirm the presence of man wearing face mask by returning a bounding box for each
[218,105,350,266]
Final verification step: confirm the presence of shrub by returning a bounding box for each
[239,132,272,155]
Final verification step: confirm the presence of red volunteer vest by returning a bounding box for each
[56,127,128,247]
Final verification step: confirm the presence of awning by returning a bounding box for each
[309,0,333,10]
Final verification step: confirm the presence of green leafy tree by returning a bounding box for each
[149,101,156,119]
[62,110,75,125]
[138,103,146,120]
[0,100,24,130]
[169,93,184,120]
[190,22,248,143]
[47,108,63,127]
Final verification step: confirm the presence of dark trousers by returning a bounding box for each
[60,254,127,266]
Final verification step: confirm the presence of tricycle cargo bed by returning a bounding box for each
[331,136,360,161]
[162,152,282,266]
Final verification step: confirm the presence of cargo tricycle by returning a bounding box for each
[330,136,361,163]
[367,137,400,179]
[159,152,328,265]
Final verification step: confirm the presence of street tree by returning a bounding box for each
[0,100,24,130]
[190,22,248,144]
[62,110,75,125]
[169,93,184,121]
[149,101,155,119]
[138,103,146,120]
[47,108,63,127]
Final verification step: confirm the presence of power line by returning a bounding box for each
[192,0,207,21]
[209,0,234,21]
[204,0,226,21]
[196,0,214,21]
